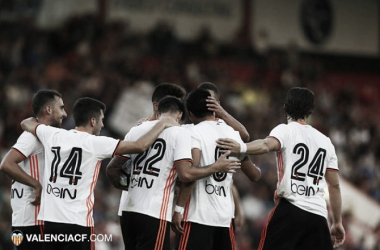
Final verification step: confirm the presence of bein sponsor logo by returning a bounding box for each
[205,180,227,197]
[11,188,24,199]
[47,183,77,199]
[130,176,154,189]
[291,180,319,196]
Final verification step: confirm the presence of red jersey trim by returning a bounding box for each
[112,140,122,157]
[266,136,281,150]
[326,168,339,172]
[11,148,27,159]
[34,123,42,138]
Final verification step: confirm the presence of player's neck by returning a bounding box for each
[288,118,308,125]
[37,116,51,126]
[150,112,158,121]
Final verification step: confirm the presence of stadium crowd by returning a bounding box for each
[0,15,379,249]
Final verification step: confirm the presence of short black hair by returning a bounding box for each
[198,82,220,100]
[186,88,213,118]
[72,97,106,127]
[158,96,185,121]
[151,83,186,103]
[32,90,62,117]
[284,87,314,120]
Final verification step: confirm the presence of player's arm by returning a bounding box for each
[0,150,41,205]
[176,150,240,183]
[20,117,39,135]
[171,148,202,234]
[115,117,179,155]
[206,96,250,142]
[216,137,279,155]
[171,180,195,234]
[325,170,345,248]
[106,156,129,190]
[241,156,261,182]
[231,184,245,230]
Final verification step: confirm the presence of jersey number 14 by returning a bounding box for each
[49,147,83,185]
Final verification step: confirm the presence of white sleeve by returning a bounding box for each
[91,136,121,160]
[326,139,339,172]
[190,129,201,150]
[268,124,289,150]
[173,128,192,163]
[12,132,41,158]
[231,130,246,161]
[121,132,133,159]
[35,124,60,146]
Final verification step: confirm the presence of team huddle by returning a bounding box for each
[0,83,345,250]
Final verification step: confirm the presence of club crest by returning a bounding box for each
[12,230,23,246]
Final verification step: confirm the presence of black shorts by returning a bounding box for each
[175,221,236,250]
[121,211,170,250]
[258,198,333,250]
[12,225,44,250]
[43,221,94,250]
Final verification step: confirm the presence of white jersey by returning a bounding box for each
[35,124,120,227]
[183,120,245,227]
[118,121,196,216]
[120,120,192,222]
[269,122,339,218]
[11,132,44,227]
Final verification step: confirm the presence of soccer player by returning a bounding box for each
[20,97,178,250]
[0,90,67,250]
[106,83,187,245]
[117,96,241,250]
[172,89,261,250]
[217,87,345,250]
[198,82,249,230]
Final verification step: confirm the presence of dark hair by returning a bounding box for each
[284,87,314,120]
[158,96,185,121]
[73,97,106,127]
[151,83,186,103]
[186,88,213,118]
[198,82,220,100]
[32,90,62,117]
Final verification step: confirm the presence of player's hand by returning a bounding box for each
[213,151,241,173]
[216,138,241,154]
[135,117,150,126]
[159,116,180,128]
[20,117,38,133]
[330,223,345,248]
[171,212,184,234]
[31,181,42,206]
[206,96,226,118]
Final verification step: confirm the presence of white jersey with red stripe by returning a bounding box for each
[183,120,245,228]
[269,121,339,218]
[120,120,192,222]
[35,124,120,227]
[11,132,44,226]
[117,121,197,217]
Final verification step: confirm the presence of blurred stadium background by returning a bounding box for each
[0,0,379,249]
